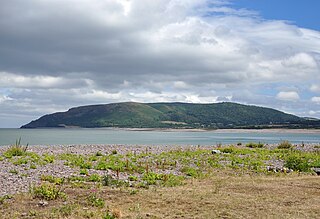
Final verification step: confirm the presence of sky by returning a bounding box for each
[0,0,320,128]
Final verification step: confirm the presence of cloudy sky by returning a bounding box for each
[1,0,320,128]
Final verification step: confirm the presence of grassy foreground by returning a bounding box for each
[1,173,320,218]
[0,141,319,218]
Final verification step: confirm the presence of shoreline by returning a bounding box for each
[10,127,320,133]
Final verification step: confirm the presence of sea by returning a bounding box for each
[0,128,320,146]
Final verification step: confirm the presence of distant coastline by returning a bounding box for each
[17,126,320,134]
[105,127,320,134]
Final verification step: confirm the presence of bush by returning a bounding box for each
[285,154,310,172]
[87,192,105,208]
[87,174,101,182]
[103,212,116,219]
[142,172,163,185]
[3,138,28,158]
[30,183,66,200]
[41,175,64,185]
[80,169,88,175]
[277,140,292,149]
[246,142,264,148]
[128,175,138,181]
[102,175,128,187]
[0,195,12,205]
[95,151,103,156]
[220,147,235,154]
[181,167,200,178]
[43,154,55,163]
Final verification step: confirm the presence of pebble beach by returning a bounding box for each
[0,143,319,196]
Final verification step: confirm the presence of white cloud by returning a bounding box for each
[309,110,320,116]
[282,53,317,69]
[310,84,320,93]
[173,81,188,89]
[0,72,89,89]
[276,91,300,102]
[311,96,320,104]
[0,95,12,103]
[77,90,122,101]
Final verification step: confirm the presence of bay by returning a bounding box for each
[0,128,320,146]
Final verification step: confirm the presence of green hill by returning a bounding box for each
[21,102,319,129]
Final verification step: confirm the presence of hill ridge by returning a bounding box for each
[21,102,320,129]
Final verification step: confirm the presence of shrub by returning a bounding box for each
[285,154,310,172]
[0,195,12,205]
[128,175,138,181]
[102,175,129,187]
[277,140,292,149]
[9,169,18,174]
[103,212,116,219]
[3,138,28,158]
[12,157,28,165]
[142,172,163,185]
[87,192,105,208]
[41,175,64,185]
[246,142,264,148]
[181,167,200,178]
[30,164,37,169]
[87,173,101,182]
[43,154,55,163]
[67,175,85,182]
[30,183,66,200]
[95,151,103,156]
[220,147,235,154]
[80,161,92,169]
[80,169,88,175]
[95,161,108,170]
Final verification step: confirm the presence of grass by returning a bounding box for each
[3,138,28,158]
[1,173,319,218]
[278,140,293,149]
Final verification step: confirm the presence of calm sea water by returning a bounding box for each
[0,128,320,146]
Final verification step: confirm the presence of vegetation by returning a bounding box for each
[86,192,105,208]
[3,138,28,158]
[29,183,66,201]
[277,140,293,149]
[1,142,319,218]
[246,142,264,148]
[21,102,318,129]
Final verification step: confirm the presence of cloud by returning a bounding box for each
[0,72,90,89]
[0,0,320,127]
[0,95,12,103]
[311,96,320,104]
[276,91,300,102]
[310,84,320,93]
